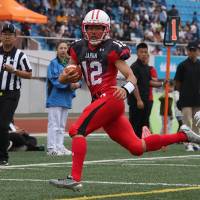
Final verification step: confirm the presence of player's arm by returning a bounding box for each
[59,57,80,83]
[116,60,136,84]
[113,60,143,103]
[150,79,163,88]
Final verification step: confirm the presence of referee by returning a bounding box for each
[0,23,32,165]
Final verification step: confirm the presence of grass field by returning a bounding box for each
[1,135,200,200]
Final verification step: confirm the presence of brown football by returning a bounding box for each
[59,65,82,83]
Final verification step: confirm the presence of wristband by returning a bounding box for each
[122,81,135,94]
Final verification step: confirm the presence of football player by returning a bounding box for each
[49,9,200,191]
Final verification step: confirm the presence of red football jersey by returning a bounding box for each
[69,39,130,97]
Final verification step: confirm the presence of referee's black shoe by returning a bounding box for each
[0,160,8,166]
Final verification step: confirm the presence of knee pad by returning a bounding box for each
[129,140,144,156]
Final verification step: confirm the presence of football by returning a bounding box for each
[65,64,82,80]
[60,64,82,83]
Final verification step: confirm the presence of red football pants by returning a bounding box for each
[69,95,143,156]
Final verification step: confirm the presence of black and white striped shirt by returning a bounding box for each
[0,47,32,90]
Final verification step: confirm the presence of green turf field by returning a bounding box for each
[1,135,200,200]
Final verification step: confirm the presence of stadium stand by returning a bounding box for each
[12,0,199,55]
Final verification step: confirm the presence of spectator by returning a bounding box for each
[174,41,200,151]
[167,4,179,17]
[46,40,81,156]
[0,23,32,165]
[46,25,57,50]
[49,0,60,11]
[159,6,167,26]
[122,8,131,25]
[128,42,149,138]
[122,24,131,41]
[21,23,31,49]
[192,11,198,24]
[56,10,68,26]
[128,43,163,138]
[151,45,163,55]
[16,0,197,53]
[191,22,199,41]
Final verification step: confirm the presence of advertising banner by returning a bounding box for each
[154,55,186,79]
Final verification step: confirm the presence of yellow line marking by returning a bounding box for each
[57,186,200,200]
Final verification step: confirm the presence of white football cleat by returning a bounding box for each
[180,125,200,144]
[49,176,82,191]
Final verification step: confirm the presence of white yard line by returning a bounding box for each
[1,154,200,169]
[0,178,199,188]
[82,181,200,187]
[2,163,200,170]
[122,163,200,167]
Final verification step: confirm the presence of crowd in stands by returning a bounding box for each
[15,0,199,55]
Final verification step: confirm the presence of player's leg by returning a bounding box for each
[70,97,124,179]
[68,97,125,183]
[104,115,196,155]
[104,115,144,156]
[50,97,125,190]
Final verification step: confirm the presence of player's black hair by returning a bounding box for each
[136,42,148,51]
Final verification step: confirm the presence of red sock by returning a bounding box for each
[71,137,87,182]
[144,132,187,152]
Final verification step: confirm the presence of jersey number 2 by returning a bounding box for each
[82,61,102,86]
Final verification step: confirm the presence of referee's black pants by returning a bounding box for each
[0,90,20,161]
[129,99,150,138]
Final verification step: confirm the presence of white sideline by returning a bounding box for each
[1,154,200,169]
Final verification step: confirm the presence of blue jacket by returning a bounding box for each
[46,57,76,108]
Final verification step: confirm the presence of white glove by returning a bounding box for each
[194,111,200,127]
